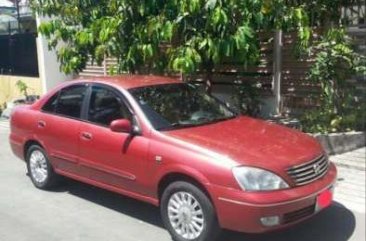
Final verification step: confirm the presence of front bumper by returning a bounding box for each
[210,163,337,233]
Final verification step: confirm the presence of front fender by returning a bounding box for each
[154,162,212,195]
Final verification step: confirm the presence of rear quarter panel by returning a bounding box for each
[9,105,40,160]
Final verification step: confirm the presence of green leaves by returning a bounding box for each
[141,44,154,60]
[76,30,93,46]
[235,25,253,47]
[161,21,173,41]
[302,28,366,133]
[32,0,346,84]
[170,47,202,73]
[211,7,228,28]
[189,0,201,13]
[205,0,218,10]
[98,17,121,43]
[57,46,86,74]
[16,80,29,97]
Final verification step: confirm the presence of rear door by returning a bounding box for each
[78,84,150,195]
[37,84,88,175]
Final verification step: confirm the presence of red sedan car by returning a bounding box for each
[10,75,337,241]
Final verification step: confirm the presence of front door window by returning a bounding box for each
[88,86,131,126]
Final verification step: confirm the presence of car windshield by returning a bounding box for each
[129,83,237,130]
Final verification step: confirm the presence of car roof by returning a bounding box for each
[75,75,182,90]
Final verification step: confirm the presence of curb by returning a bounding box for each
[313,132,366,155]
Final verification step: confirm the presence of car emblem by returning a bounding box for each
[313,163,321,174]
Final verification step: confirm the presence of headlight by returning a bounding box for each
[232,166,289,191]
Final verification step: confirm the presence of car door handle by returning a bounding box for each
[80,132,93,140]
[37,120,46,128]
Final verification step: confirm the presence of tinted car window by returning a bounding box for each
[88,86,131,126]
[55,85,87,119]
[42,93,58,113]
[130,83,236,130]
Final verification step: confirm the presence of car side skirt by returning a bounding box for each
[54,168,159,206]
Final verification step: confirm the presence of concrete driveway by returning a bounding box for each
[0,126,364,241]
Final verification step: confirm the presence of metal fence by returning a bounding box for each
[1,1,38,76]
[342,0,366,27]
[0,33,39,77]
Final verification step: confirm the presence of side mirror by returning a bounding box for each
[110,119,132,133]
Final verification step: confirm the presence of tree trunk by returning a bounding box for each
[205,61,214,93]
[205,70,213,93]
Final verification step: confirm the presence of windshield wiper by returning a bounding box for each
[158,122,199,131]
[158,115,238,131]
[203,115,237,125]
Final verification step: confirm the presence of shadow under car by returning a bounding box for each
[49,178,356,241]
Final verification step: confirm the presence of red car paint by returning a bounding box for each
[9,75,337,233]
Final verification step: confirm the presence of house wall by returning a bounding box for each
[0,75,42,106]
[35,16,73,93]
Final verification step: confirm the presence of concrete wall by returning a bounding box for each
[0,75,42,106]
[314,132,366,155]
[35,16,73,93]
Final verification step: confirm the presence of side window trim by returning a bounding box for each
[81,84,92,121]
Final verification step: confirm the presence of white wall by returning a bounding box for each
[36,16,73,93]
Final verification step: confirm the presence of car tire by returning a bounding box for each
[160,181,221,241]
[26,145,60,189]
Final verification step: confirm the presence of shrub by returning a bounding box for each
[301,28,366,133]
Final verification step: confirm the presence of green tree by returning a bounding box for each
[31,0,342,88]
[302,28,366,133]
[16,80,29,98]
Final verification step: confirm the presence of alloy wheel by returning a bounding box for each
[167,191,205,240]
[29,150,48,184]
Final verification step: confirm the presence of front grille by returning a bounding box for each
[283,205,315,224]
[287,155,329,186]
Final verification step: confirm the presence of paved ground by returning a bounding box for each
[0,125,365,241]
[332,147,366,171]
[332,148,366,213]
[0,118,8,129]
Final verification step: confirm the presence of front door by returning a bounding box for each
[78,85,150,195]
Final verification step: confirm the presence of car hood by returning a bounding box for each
[164,116,324,170]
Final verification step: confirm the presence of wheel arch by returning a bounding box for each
[23,139,44,161]
[157,172,214,205]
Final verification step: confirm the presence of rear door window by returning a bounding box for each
[41,85,87,119]
[42,93,59,113]
[55,85,87,119]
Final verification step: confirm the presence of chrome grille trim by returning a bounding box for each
[287,155,329,186]
[288,159,328,178]
[287,155,324,174]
